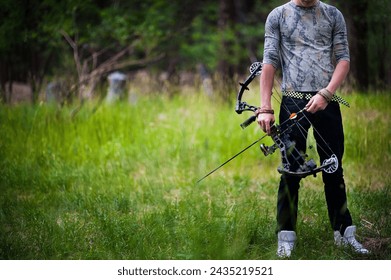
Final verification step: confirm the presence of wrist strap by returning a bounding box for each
[255,107,274,117]
[317,88,333,103]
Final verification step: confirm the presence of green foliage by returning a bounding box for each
[180,3,220,70]
[1,0,390,95]
[366,0,391,89]
[0,92,390,259]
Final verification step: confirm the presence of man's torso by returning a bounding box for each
[263,1,349,91]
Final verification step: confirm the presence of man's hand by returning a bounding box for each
[257,112,275,135]
[305,93,329,113]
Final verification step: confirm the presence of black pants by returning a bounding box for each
[276,96,352,234]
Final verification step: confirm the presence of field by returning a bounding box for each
[0,90,390,260]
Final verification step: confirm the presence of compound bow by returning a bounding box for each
[197,62,338,183]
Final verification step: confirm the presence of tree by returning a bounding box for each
[333,0,391,91]
[1,0,389,103]
[366,0,391,90]
[0,0,65,101]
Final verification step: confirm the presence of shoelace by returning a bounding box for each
[277,242,294,257]
[345,237,364,250]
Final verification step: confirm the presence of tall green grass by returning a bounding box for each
[0,92,390,260]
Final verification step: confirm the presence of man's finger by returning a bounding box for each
[265,122,271,135]
[305,97,314,111]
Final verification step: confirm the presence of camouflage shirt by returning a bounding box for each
[262,0,350,92]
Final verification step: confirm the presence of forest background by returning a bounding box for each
[0,0,390,260]
[1,0,390,101]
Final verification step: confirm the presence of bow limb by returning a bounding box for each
[278,161,329,178]
[235,62,262,115]
[278,154,339,178]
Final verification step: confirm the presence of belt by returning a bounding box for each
[282,90,350,107]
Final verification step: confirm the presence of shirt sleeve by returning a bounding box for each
[262,8,281,69]
[333,9,350,63]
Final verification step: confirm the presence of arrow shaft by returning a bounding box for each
[196,136,266,184]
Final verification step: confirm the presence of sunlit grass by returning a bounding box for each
[0,91,390,260]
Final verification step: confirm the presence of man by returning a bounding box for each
[257,0,369,257]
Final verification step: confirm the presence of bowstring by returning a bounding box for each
[269,77,334,158]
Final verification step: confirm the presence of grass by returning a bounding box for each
[0,90,390,260]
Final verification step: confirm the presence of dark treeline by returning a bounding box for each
[1,0,390,103]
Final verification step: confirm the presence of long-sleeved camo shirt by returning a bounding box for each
[262,0,350,92]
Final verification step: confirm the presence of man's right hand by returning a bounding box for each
[257,112,275,135]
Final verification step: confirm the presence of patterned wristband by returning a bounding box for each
[317,88,333,103]
[255,107,274,117]
[317,91,330,103]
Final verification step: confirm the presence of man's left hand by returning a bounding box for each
[305,94,329,113]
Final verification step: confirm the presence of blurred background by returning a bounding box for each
[1,0,390,105]
[1,0,390,260]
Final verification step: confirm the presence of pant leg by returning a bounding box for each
[312,102,352,233]
[276,97,311,232]
[277,174,301,232]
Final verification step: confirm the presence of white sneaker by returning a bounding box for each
[277,230,296,258]
[334,225,369,254]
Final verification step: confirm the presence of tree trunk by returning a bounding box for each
[341,0,369,91]
[217,0,236,99]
